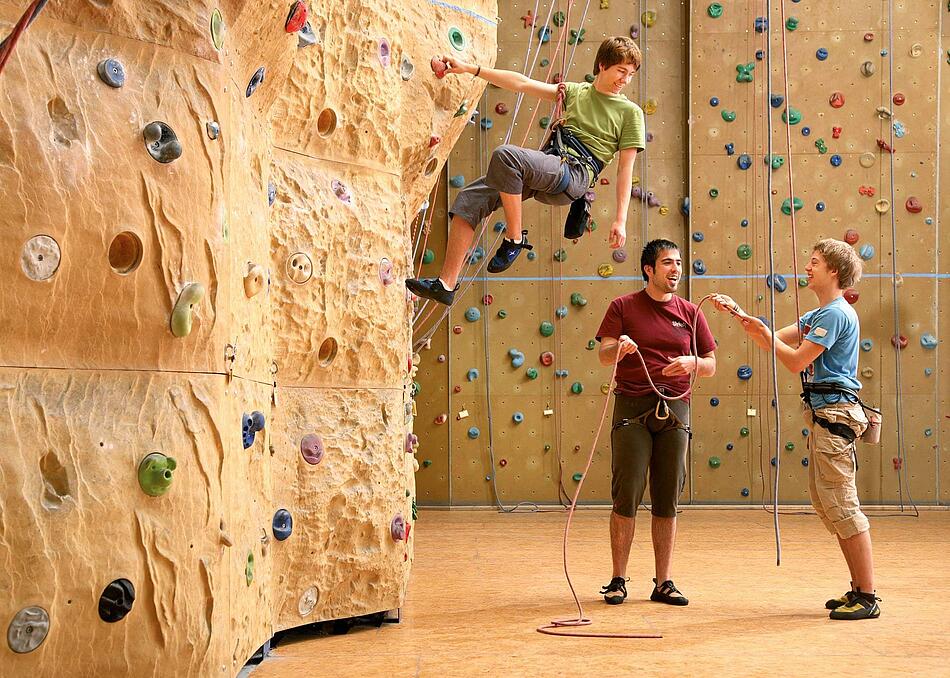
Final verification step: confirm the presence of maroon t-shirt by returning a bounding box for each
[596,290,716,401]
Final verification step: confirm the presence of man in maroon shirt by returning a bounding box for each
[595,239,717,605]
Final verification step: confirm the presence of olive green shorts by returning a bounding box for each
[610,394,690,518]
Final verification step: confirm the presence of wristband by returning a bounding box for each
[474,65,481,77]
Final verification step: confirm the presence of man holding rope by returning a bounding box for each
[596,239,717,606]
[406,36,645,306]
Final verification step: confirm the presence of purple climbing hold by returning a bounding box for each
[405,432,418,453]
[391,513,406,541]
[300,433,325,465]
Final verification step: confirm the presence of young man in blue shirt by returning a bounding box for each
[713,239,880,620]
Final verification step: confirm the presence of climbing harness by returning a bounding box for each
[799,374,882,445]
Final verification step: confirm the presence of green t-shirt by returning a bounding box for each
[563,82,646,167]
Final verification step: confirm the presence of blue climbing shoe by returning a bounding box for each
[487,230,533,273]
[405,277,457,306]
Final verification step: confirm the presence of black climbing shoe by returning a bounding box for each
[829,590,881,620]
[405,277,457,306]
[600,576,628,605]
[650,578,689,606]
[487,230,533,273]
[825,589,855,610]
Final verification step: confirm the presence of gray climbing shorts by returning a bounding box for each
[449,144,591,228]
[610,394,691,518]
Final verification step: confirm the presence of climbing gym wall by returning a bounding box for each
[0,0,495,674]
[413,1,948,507]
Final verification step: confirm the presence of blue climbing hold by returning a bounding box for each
[725,143,735,155]
[681,197,691,216]
[250,411,265,432]
[754,17,768,32]
[272,509,293,541]
[925,367,933,376]
[757,315,771,329]
[816,47,828,61]
[449,175,465,188]
[801,126,811,136]
[816,201,826,211]
[493,221,506,232]
[802,428,810,437]
[467,427,480,439]
[526,251,537,261]
[538,26,551,42]
[692,231,705,242]
[770,457,777,467]
[468,246,485,264]
[480,117,493,130]
[766,274,788,292]
[859,244,875,261]
[693,260,707,275]
[710,397,719,407]
[830,154,842,167]
[737,365,753,380]
[467,368,479,381]
[740,219,749,227]
[755,50,764,60]
[860,339,873,352]
[741,487,750,497]
[555,369,568,378]
[242,412,255,449]
[465,307,481,322]
[920,333,938,349]
[709,96,720,107]
[726,443,734,451]
[268,183,277,206]
[801,457,809,467]
[508,349,525,368]
[737,154,752,170]
[770,94,784,108]
[512,412,524,424]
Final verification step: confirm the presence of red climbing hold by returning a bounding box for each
[892,457,902,470]
[453,385,461,394]
[829,92,845,109]
[482,294,493,305]
[858,185,876,197]
[431,57,448,79]
[844,288,859,304]
[863,32,874,41]
[495,103,509,115]
[891,334,908,350]
[284,1,308,33]
[499,459,508,467]
[540,351,555,366]
[832,126,842,139]
[521,9,535,28]
[905,196,922,213]
[844,228,860,245]
[429,135,442,148]
[893,93,905,106]
[877,139,894,153]
[452,325,462,335]
[434,414,448,425]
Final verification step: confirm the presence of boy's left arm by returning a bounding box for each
[610,147,639,249]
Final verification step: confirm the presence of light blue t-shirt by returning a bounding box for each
[799,296,862,408]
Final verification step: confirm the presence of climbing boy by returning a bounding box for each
[712,239,881,620]
[406,36,646,306]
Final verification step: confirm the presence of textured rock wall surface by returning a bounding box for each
[0,0,496,675]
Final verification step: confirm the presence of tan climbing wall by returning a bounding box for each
[415,2,949,507]
[0,0,495,674]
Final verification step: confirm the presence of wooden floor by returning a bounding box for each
[249,508,950,677]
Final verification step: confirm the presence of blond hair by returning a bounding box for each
[593,37,642,74]
[813,238,862,288]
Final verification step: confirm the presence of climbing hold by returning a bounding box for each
[644,98,657,115]
[781,197,803,215]
[268,182,277,206]
[509,349,525,368]
[844,229,860,244]
[555,306,568,319]
[539,321,555,337]
[641,10,657,26]
[468,246,484,264]
[299,433,325,465]
[721,110,737,122]
[769,155,785,170]
[860,339,873,352]
[830,155,842,167]
[741,487,750,497]
[693,232,704,242]
[905,197,923,213]
[832,126,842,139]
[206,121,220,140]
[737,154,752,170]
[447,26,466,51]
[785,442,795,452]
[724,143,735,155]
[755,50,765,60]
[569,28,586,45]
[433,414,448,426]
[709,188,719,198]
[297,21,317,48]
[707,3,723,17]
[138,453,177,497]
[909,43,923,58]
[243,263,265,298]
[893,93,905,106]
[570,472,584,482]
[782,107,802,125]
[829,92,845,109]
[494,103,510,116]
[479,118,493,130]
[571,382,583,394]
[737,244,752,260]
[405,433,419,454]
[816,47,828,61]
[920,334,938,349]
[539,116,551,129]
[766,274,787,292]
[286,252,313,284]
[741,218,749,227]
[925,368,933,376]
[570,292,588,307]
[693,260,707,275]
[709,97,719,107]
[272,509,293,541]
[540,352,555,367]
[482,294,494,306]
[452,325,463,335]
[873,200,889,216]
[390,513,406,542]
[19,234,61,282]
[467,427,480,440]
[754,17,768,32]
[893,121,906,138]
[378,257,395,286]
[737,366,753,381]
[143,121,182,164]
[449,175,465,189]
[466,368,479,382]
[785,17,799,30]
[285,1,308,32]
[493,221,506,233]
[609,247,627,264]
[430,56,448,79]
[891,334,908,350]
[925,428,933,437]
[816,202,826,212]
[554,248,567,262]
[97,59,126,89]
[512,411,525,424]
[862,367,874,379]
[710,397,719,407]
[736,63,754,82]
[844,288,859,304]
[802,126,811,136]
[587,340,597,350]
[377,38,391,68]
[770,94,784,108]
[399,56,415,81]
[537,26,551,43]
[453,103,468,118]
[245,67,266,98]
[246,553,255,585]
[497,310,508,319]
[708,456,721,469]
[98,579,135,623]
[526,368,539,380]
[740,427,750,437]
[170,283,204,338]
[464,307,480,322]
[726,443,733,451]
[598,263,614,278]
[7,606,49,654]
[877,138,894,153]
[860,61,875,77]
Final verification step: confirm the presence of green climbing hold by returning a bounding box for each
[770,155,785,170]
[422,248,435,264]
[709,188,719,198]
[539,116,551,129]
[553,10,565,26]
[735,63,754,83]
[571,382,583,394]
[422,460,432,467]
[570,292,588,307]
[539,321,555,337]
[411,381,421,397]
[526,368,539,380]
[170,282,205,338]
[740,427,750,437]
[210,8,225,51]
[709,456,722,469]
[721,110,737,122]
[544,444,552,451]
[782,107,802,125]
[586,339,596,350]
[572,472,583,482]
[454,102,468,118]
[785,17,799,31]
[815,138,828,154]
[448,26,466,51]
[540,58,550,67]
[497,309,508,319]
[138,453,177,497]
[785,442,795,451]
[798,277,809,288]
[781,197,804,215]
[737,244,752,260]
[569,28,586,45]
[707,3,723,18]
[411,498,418,521]
[584,74,595,83]
[245,552,254,586]
[554,248,567,262]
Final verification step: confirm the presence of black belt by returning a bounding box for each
[545,125,604,185]
[799,373,879,444]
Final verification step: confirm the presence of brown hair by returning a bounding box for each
[593,37,642,74]
[813,238,862,288]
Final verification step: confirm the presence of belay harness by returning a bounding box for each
[799,372,882,444]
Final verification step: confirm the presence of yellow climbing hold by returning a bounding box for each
[874,199,891,214]
[631,176,640,186]
[644,98,657,115]
[600,383,611,395]
[859,152,875,168]
[597,263,614,278]
[641,10,657,27]
[658,205,670,216]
